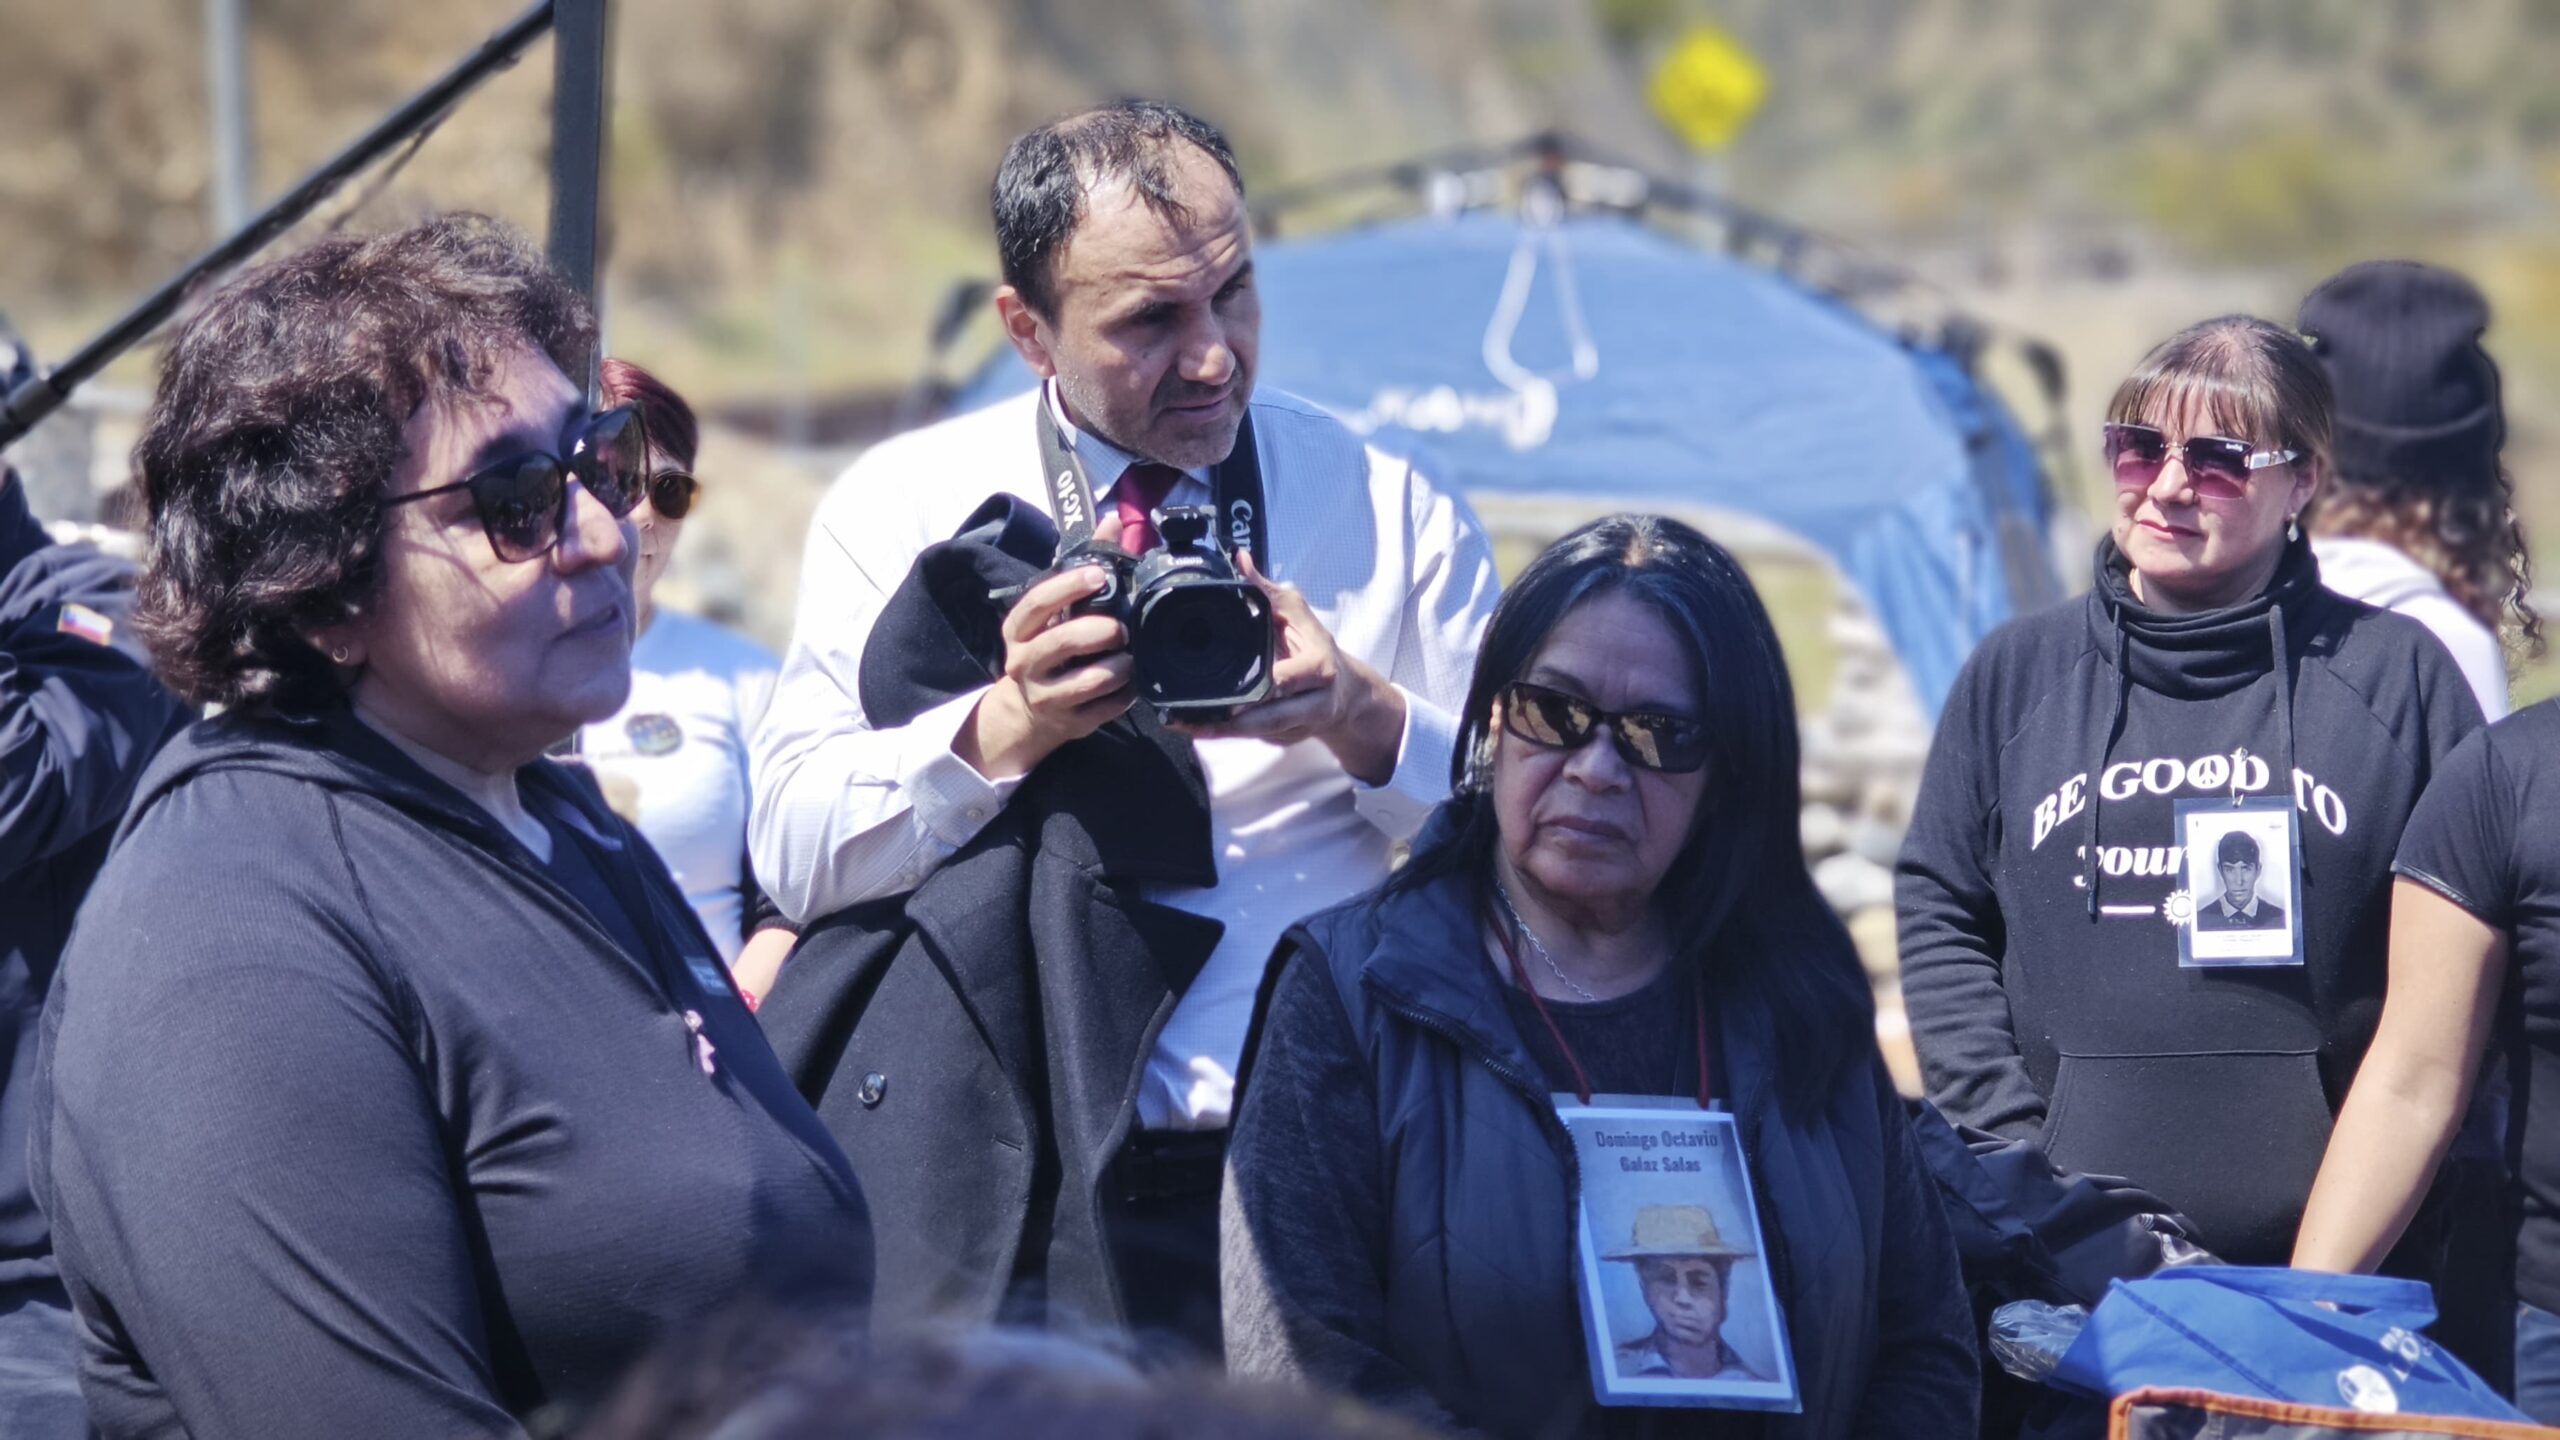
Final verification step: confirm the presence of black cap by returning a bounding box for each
[2217,830,2261,866]
[2298,261,2503,490]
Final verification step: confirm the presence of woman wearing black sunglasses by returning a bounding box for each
[32,216,871,1440]
[1225,514,1976,1437]
[1897,317,2488,1347]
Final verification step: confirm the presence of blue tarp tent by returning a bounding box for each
[955,210,2059,716]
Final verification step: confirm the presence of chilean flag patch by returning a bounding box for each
[56,603,115,647]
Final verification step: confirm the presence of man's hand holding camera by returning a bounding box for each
[1175,551,1406,786]
[956,515,1141,780]
[958,520,1404,788]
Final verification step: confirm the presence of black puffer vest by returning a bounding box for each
[1282,862,1914,1439]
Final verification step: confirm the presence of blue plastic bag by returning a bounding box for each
[2048,1267,2528,1423]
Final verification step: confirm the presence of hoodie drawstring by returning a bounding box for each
[2084,625,2131,918]
[2267,602,2298,849]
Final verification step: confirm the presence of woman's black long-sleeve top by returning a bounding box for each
[32,708,872,1439]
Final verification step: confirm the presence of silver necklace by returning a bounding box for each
[1497,880,1598,1002]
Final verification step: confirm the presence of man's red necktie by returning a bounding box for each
[1114,463,1184,555]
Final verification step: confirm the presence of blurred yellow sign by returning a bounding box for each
[1648,25,1769,154]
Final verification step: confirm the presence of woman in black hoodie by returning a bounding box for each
[1896,316,2482,1278]
[30,217,872,1440]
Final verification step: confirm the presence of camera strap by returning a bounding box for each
[1033,397,1268,561]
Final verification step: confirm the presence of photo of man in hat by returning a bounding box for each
[2196,829,2287,931]
[1604,1204,1772,1382]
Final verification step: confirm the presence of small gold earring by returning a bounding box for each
[330,644,352,665]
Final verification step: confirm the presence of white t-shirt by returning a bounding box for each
[581,608,780,963]
[2315,535,2509,722]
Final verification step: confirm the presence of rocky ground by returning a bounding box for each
[1800,591,1930,1093]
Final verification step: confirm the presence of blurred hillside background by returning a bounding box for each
[7,0,2558,666]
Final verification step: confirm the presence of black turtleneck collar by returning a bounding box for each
[2075,529,2326,915]
[2086,529,2327,700]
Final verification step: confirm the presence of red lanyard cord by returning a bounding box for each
[1694,978,1713,1111]
[1495,917,1595,1103]
[1490,911,1712,1111]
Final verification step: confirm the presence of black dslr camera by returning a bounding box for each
[1057,505,1273,719]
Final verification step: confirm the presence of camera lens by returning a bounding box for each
[1135,584,1268,703]
[1174,612,1217,659]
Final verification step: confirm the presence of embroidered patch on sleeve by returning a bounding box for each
[57,603,115,646]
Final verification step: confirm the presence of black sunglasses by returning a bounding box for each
[2103,422,2298,503]
[384,406,650,563]
[648,469,701,521]
[1499,681,1709,774]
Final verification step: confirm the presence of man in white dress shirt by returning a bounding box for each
[750,100,1498,1345]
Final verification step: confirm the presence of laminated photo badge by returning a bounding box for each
[2172,795,2305,968]
[1558,1096,1800,1412]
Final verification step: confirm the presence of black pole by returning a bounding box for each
[0,0,558,453]
[547,0,610,391]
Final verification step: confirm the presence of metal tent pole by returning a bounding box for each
[546,0,611,393]
[205,0,256,236]
[0,0,558,453]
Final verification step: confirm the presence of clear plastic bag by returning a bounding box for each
[2151,1228,2218,1270]
[1989,1299,2088,1384]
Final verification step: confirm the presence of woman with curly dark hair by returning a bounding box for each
[2298,260,2541,720]
[29,215,870,1440]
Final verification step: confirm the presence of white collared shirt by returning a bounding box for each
[1041,376,1216,517]
[750,381,1499,1127]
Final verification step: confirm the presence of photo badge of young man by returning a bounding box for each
[1562,1100,1799,1411]
[2174,798,2305,967]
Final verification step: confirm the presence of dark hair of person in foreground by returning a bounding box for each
[576,1305,1433,1440]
